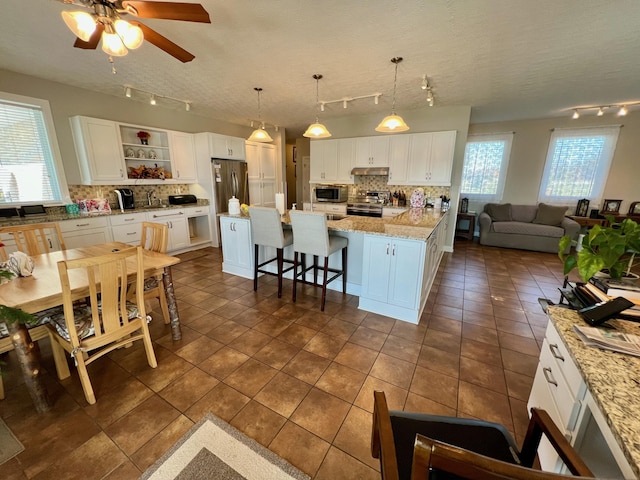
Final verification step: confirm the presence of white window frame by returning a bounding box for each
[538,126,620,205]
[460,132,513,202]
[0,91,70,206]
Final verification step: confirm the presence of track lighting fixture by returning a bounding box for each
[570,101,640,118]
[124,85,192,111]
[317,93,382,111]
[422,74,435,107]
[376,57,409,132]
[303,74,332,138]
[247,88,273,143]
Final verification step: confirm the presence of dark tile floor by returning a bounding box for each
[1,239,568,479]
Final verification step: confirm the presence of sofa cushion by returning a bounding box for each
[492,221,565,238]
[510,205,538,223]
[486,203,512,222]
[533,203,568,226]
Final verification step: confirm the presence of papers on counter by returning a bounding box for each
[574,324,640,357]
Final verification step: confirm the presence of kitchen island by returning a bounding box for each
[529,306,639,478]
[219,208,448,323]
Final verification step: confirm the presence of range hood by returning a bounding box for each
[350,166,389,176]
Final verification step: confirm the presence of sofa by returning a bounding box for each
[478,203,580,254]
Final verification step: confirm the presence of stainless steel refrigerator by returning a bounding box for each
[211,158,249,213]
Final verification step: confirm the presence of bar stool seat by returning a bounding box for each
[248,206,294,298]
[289,210,348,311]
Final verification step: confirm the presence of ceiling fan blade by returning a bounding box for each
[122,1,211,23]
[132,21,195,62]
[73,23,104,50]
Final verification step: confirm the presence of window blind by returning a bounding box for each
[461,132,513,202]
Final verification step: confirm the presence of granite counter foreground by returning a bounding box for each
[547,306,640,478]
[220,207,447,241]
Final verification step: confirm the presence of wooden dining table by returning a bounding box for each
[0,242,182,412]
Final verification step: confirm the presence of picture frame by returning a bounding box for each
[601,199,622,215]
[629,201,640,216]
[575,198,590,217]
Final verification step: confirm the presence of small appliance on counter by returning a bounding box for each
[114,188,135,212]
[315,185,348,203]
[168,194,198,205]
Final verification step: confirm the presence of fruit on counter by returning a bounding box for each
[240,203,249,214]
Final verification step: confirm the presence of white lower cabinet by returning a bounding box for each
[109,212,147,245]
[528,321,634,478]
[219,216,253,278]
[59,216,113,249]
[146,209,190,252]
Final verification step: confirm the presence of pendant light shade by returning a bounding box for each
[376,57,409,133]
[61,11,96,42]
[248,88,273,143]
[303,74,331,138]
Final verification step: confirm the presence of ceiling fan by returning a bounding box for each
[58,0,211,62]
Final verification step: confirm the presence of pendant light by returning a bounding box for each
[303,74,331,138]
[247,87,273,143]
[375,57,409,133]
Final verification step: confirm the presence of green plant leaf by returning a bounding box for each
[577,250,606,283]
[558,235,572,262]
[563,255,577,275]
[0,305,37,326]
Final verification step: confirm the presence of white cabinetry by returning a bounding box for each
[361,235,425,310]
[110,211,147,245]
[387,135,411,184]
[354,136,390,167]
[119,123,172,183]
[169,131,197,182]
[219,216,253,278]
[70,116,126,185]
[185,206,212,248]
[406,131,456,186]
[209,133,246,160]
[246,142,276,207]
[146,209,190,252]
[310,140,338,183]
[59,216,113,249]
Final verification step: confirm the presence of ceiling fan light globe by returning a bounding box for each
[375,114,409,133]
[101,32,128,56]
[114,20,144,49]
[248,128,273,143]
[303,122,332,138]
[61,11,96,42]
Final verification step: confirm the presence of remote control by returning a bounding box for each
[578,297,635,326]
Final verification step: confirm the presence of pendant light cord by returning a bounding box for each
[390,57,402,114]
[254,87,263,125]
[313,74,323,122]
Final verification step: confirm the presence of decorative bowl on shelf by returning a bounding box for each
[137,149,146,159]
[126,147,135,158]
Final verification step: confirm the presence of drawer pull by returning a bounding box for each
[76,223,90,227]
[153,212,184,218]
[126,232,136,235]
[124,218,134,222]
[549,343,565,361]
[543,367,558,387]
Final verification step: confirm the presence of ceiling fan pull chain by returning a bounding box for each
[109,55,117,74]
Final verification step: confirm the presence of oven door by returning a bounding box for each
[347,205,383,217]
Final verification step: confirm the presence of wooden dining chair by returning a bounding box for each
[139,221,170,323]
[0,222,66,260]
[371,390,594,480]
[46,246,157,404]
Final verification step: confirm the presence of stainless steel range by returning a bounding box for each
[346,190,390,217]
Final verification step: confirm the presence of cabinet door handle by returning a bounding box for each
[120,169,124,178]
[549,343,565,362]
[542,367,558,387]
[48,239,52,248]
[392,244,396,256]
[176,170,180,178]
[386,243,390,255]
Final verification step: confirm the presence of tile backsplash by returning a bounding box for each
[68,184,192,208]
[314,177,450,199]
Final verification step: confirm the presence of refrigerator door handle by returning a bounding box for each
[231,170,239,197]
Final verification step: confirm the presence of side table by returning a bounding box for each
[567,215,607,227]
[455,213,475,240]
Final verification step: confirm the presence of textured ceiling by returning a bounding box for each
[2,0,640,137]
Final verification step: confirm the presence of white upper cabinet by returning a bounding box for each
[310,140,338,183]
[246,141,276,207]
[169,131,197,183]
[387,135,411,184]
[336,138,355,183]
[70,116,126,185]
[354,136,390,167]
[209,133,246,160]
[406,130,457,186]
[119,123,172,183]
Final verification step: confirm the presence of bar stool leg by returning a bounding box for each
[313,255,319,286]
[276,248,283,298]
[292,251,298,303]
[253,244,259,292]
[342,246,347,293]
[321,256,329,311]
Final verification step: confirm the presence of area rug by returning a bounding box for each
[0,418,24,465]
[140,413,310,480]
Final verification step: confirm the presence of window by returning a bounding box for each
[461,132,513,202]
[538,126,620,204]
[0,91,69,205]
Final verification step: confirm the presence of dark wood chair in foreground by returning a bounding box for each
[371,390,595,480]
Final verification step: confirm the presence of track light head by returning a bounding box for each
[597,107,604,116]
[618,105,628,116]
[572,109,580,119]
[150,94,156,106]
[124,86,132,98]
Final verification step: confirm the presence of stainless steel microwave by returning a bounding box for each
[315,185,348,203]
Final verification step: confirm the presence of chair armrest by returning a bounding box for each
[561,217,581,239]
[520,408,594,476]
[478,212,492,233]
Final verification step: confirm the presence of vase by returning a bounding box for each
[140,138,148,145]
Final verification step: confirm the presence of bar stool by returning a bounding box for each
[248,206,294,298]
[289,210,348,311]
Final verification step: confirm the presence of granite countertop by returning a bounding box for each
[547,306,640,477]
[219,208,447,241]
[0,200,210,227]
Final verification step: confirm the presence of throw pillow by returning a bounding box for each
[487,203,512,222]
[533,203,568,226]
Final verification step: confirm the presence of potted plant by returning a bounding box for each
[137,130,150,145]
[558,217,640,282]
